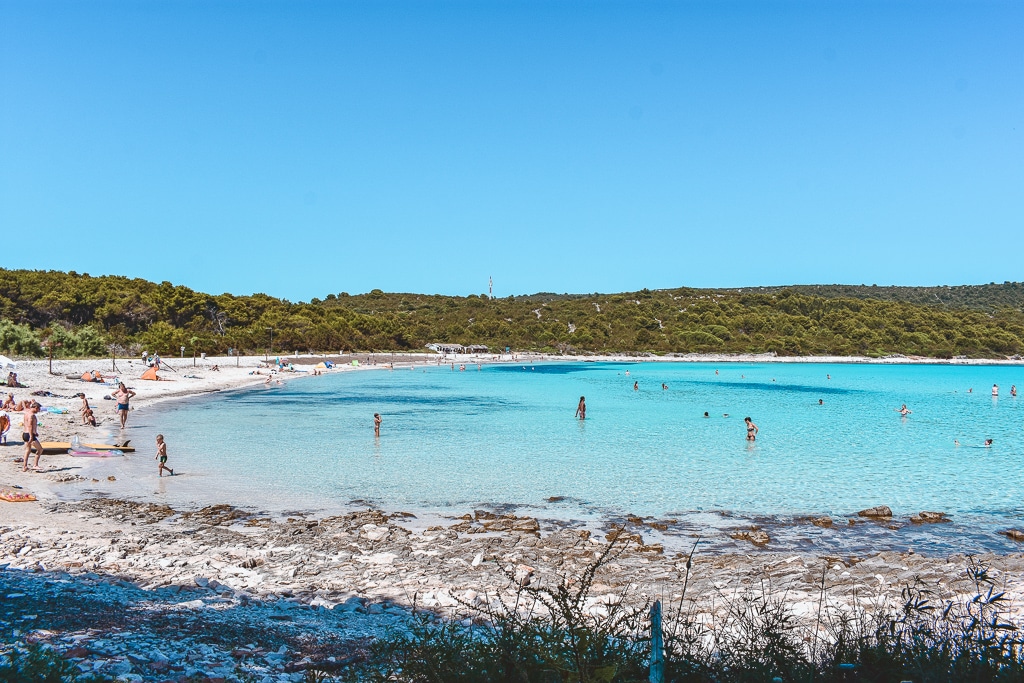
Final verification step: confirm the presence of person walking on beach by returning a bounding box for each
[155,434,173,476]
[744,416,758,441]
[114,382,136,429]
[374,413,382,437]
[575,396,586,420]
[22,402,42,472]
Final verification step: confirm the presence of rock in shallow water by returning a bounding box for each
[730,530,770,546]
[857,506,892,519]
[910,511,949,524]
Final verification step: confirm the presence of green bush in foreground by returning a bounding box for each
[339,543,1024,683]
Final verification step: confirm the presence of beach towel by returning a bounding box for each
[0,488,36,502]
[141,366,159,381]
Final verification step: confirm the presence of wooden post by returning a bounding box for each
[649,600,664,683]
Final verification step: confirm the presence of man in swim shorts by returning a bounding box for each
[22,401,42,471]
[114,383,136,429]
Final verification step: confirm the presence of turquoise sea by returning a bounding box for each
[86,361,1024,554]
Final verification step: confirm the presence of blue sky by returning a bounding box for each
[1,1,1021,301]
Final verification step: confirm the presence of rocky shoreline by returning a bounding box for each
[4,497,1024,681]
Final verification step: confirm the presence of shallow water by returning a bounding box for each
[72,361,1024,554]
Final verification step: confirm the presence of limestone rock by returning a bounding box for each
[730,530,770,546]
[810,516,833,528]
[910,511,949,524]
[857,506,892,519]
[1000,529,1024,542]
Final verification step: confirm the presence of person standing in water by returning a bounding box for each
[155,434,173,476]
[633,381,639,391]
[114,382,136,429]
[374,413,382,437]
[744,417,758,441]
[575,396,586,420]
[897,404,912,416]
[992,384,999,397]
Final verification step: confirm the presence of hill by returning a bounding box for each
[1,269,1023,359]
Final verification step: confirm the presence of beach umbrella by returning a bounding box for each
[0,355,15,370]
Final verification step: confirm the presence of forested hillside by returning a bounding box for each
[1,268,1023,359]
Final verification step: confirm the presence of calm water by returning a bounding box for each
[79,362,1024,554]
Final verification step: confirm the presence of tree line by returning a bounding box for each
[1,268,1023,359]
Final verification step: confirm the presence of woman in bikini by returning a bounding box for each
[744,416,759,441]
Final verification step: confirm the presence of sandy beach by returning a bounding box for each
[3,353,1024,680]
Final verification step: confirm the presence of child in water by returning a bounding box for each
[155,434,174,476]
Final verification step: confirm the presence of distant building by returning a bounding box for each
[427,343,465,354]
[426,343,490,355]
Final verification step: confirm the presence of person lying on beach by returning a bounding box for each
[155,434,174,476]
[2,393,17,410]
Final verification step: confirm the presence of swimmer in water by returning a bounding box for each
[897,404,912,416]
[1012,385,1017,397]
[374,413,382,437]
[575,396,586,420]
[992,384,999,397]
[955,438,993,448]
[744,417,758,441]
[703,411,709,418]
[633,381,639,391]
[818,399,823,405]
[662,383,668,390]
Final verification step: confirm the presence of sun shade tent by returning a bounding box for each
[0,355,15,370]
[140,366,160,381]
[314,362,328,369]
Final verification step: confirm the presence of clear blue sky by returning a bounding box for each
[1,1,1021,301]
